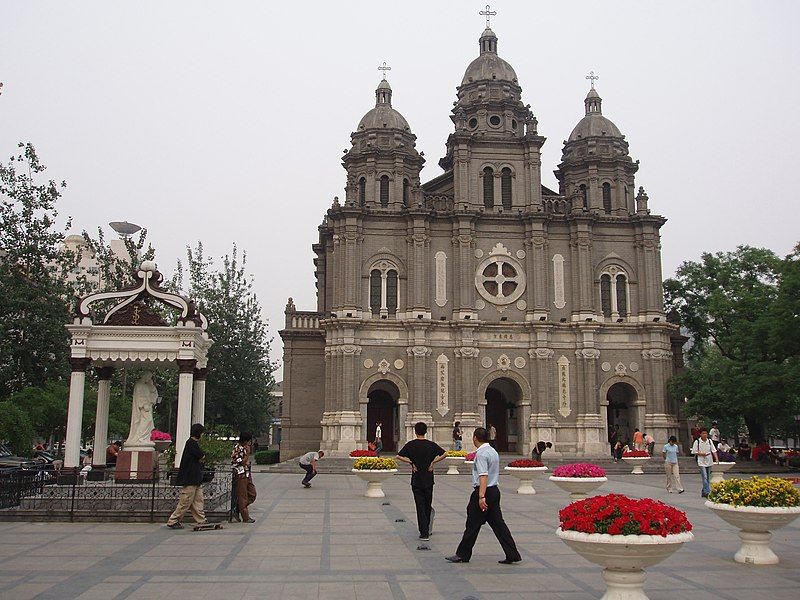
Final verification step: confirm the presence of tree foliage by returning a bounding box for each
[177,243,275,435]
[665,245,800,441]
[0,400,35,456]
[0,143,74,398]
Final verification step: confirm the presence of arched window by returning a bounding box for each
[624,186,629,211]
[600,274,612,318]
[501,168,512,209]
[369,270,382,315]
[602,182,612,214]
[580,184,588,210]
[483,167,494,208]
[616,275,628,317]
[402,178,410,207]
[386,270,398,314]
[358,177,366,206]
[380,175,389,207]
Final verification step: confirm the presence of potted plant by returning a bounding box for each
[549,463,608,499]
[504,459,547,494]
[150,429,172,453]
[622,450,651,474]
[445,450,467,474]
[351,457,398,498]
[706,476,800,564]
[557,494,693,600]
[349,449,377,459]
[710,451,737,484]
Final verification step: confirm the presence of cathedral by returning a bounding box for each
[279,23,685,459]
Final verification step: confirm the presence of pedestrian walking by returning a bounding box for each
[632,428,644,451]
[446,427,522,565]
[374,422,383,456]
[167,423,207,529]
[531,440,552,462]
[608,424,619,458]
[231,432,257,523]
[299,449,324,488]
[396,422,447,541]
[662,435,684,494]
[452,421,463,451]
[691,428,718,498]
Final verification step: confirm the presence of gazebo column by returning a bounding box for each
[65,357,92,469]
[175,359,197,467]
[89,366,114,479]
[192,367,208,426]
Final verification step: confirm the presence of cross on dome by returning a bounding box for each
[586,70,599,90]
[378,61,391,81]
[479,4,496,28]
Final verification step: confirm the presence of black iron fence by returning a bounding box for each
[0,464,233,522]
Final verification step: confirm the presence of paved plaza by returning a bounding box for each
[0,470,798,600]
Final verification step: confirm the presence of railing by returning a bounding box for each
[0,465,233,522]
[542,197,569,214]
[287,311,325,329]
[423,194,454,211]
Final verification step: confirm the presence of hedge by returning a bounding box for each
[255,450,280,465]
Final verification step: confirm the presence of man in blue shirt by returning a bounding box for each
[446,427,521,564]
[662,435,684,494]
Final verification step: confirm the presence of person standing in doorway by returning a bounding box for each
[446,427,522,565]
[167,423,207,529]
[231,432,257,523]
[608,424,619,459]
[488,424,497,449]
[374,422,383,456]
[691,428,718,498]
[662,435,684,494]
[632,428,644,451]
[299,450,324,488]
[452,421,463,451]
[396,422,447,541]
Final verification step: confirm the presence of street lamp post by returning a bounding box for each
[794,415,800,450]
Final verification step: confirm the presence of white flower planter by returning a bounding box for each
[557,528,693,600]
[705,501,800,564]
[445,456,465,474]
[549,476,608,500]
[504,466,548,494]
[621,456,651,475]
[709,462,736,484]
[351,469,397,498]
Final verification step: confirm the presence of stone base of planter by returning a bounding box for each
[445,457,465,475]
[504,466,548,494]
[709,462,735,484]
[351,469,397,498]
[549,476,607,500]
[621,457,651,475]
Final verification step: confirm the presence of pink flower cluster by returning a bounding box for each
[465,452,476,461]
[622,450,650,458]
[552,463,606,478]
[150,430,171,442]
[349,449,377,457]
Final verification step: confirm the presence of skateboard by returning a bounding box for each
[192,522,223,532]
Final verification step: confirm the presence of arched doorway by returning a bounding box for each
[485,378,522,453]
[606,382,638,446]
[367,380,400,452]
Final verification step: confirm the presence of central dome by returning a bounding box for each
[460,27,518,87]
[567,88,622,141]
[357,79,411,131]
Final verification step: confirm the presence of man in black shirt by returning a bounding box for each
[167,423,207,529]
[397,422,447,541]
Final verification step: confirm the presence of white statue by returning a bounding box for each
[125,372,158,450]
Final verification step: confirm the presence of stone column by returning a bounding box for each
[65,357,92,468]
[92,366,114,468]
[192,368,208,425]
[174,359,196,467]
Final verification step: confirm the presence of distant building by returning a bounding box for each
[280,24,686,459]
[62,234,132,291]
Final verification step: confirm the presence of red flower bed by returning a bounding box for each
[349,449,377,457]
[507,459,545,468]
[622,450,650,458]
[559,494,692,537]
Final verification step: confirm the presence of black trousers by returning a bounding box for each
[455,486,521,562]
[300,463,316,484]
[412,485,434,536]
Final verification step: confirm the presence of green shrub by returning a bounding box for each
[198,436,233,468]
[0,401,34,456]
[255,450,280,465]
[787,456,800,469]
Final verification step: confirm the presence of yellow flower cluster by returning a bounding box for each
[446,450,468,457]
[353,457,397,470]
[708,476,800,508]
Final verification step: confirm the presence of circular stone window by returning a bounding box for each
[468,117,478,129]
[489,115,502,127]
[474,254,526,306]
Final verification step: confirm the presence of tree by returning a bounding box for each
[178,243,275,435]
[8,382,68,443]
[0,400,35,456]
[665,245,800,441]
[0,143,75,398]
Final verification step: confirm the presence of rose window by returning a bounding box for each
[475,251,526,306]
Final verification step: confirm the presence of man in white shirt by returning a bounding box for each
[299,450,324,488]
[709,422,721,449]
[374,422,383,456]
[691,429,718,497]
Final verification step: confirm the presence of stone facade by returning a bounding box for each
[280,26,684,459]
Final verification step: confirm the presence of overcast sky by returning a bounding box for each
[2,1,799,378]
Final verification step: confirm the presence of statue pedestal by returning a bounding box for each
[114,449,157,482]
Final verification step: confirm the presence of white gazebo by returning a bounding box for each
[64,261,213,476]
